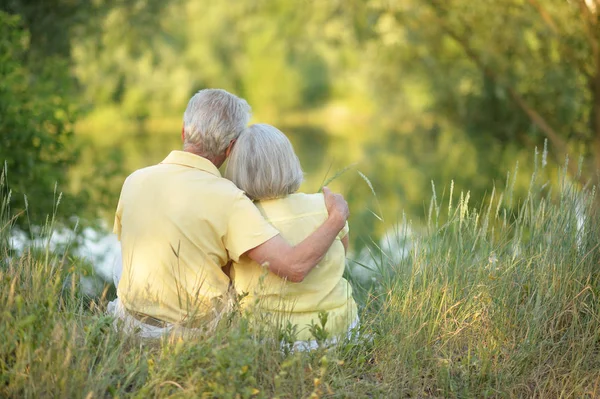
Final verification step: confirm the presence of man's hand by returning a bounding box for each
[323,186,349,229]
[246,188,350,283]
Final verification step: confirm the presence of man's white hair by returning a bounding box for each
[183,89,251,158]
[226,124,304,200]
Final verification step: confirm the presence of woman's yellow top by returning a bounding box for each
[232,193,357,341]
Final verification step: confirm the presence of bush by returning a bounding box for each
[0,12,80,227]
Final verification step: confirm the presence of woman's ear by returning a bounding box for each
[225,139,237,157]
[181,125,185,143]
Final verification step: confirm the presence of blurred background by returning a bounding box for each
[1,0,598,267]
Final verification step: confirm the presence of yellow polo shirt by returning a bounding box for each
[113,151,279,324]
[232,193,357,341]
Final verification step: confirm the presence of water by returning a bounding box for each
[10,224,121,295]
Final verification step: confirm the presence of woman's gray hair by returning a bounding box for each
[183,89,251,158]
[226,124,304,200]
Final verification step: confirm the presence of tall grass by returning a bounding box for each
[1,153,599,398]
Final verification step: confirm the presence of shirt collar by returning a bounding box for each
[161,150,222,177]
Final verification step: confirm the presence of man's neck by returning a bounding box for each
[183,145,225,168]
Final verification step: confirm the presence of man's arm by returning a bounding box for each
[246,187,349,283]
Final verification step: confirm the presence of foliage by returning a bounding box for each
[0,0,177,229]
[66,0,600,248]
[3,0,600,243]
[0,12,80,226]
[70,0,336,124]
[370,0,600,183]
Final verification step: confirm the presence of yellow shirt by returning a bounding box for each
[232,193,357,340]
[113,151,279,324]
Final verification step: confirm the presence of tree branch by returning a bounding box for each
[527,0,558,33]
[576,0,600,60]
[527,0,593,80]
[426,8,582,180]
[577,0,597,21]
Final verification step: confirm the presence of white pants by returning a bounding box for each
[108,297,360,350]
[107,298,199,339]
[287,317,360,352]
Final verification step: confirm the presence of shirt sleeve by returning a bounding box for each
[224,193,280,262]
[337,221,349,240]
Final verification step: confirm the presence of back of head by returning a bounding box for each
[226,124,303,200]
[183,89,251,159]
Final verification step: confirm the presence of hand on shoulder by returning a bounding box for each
[322,186,349,229]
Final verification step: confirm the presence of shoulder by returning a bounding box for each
[124,164,248,205]
[120,166,154,192]
[214,177,249,201]
[171,162,249,201]
[204,177,256,210]
[258,192,327,219]
[293,192,327,212]
[123,164,164,184]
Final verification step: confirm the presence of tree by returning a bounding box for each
[371,0,600,187]
[0,1,172,227]
[0,12,80,225]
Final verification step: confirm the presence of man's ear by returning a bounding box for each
[181,125,185,143]
[225,139,237,157]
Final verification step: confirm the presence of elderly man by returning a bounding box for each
[112,89,349,333]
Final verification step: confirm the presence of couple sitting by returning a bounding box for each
[111,89,357,349]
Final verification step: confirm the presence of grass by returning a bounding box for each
[1,154,600,398]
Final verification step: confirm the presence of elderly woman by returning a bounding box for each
[226,124,358,349]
